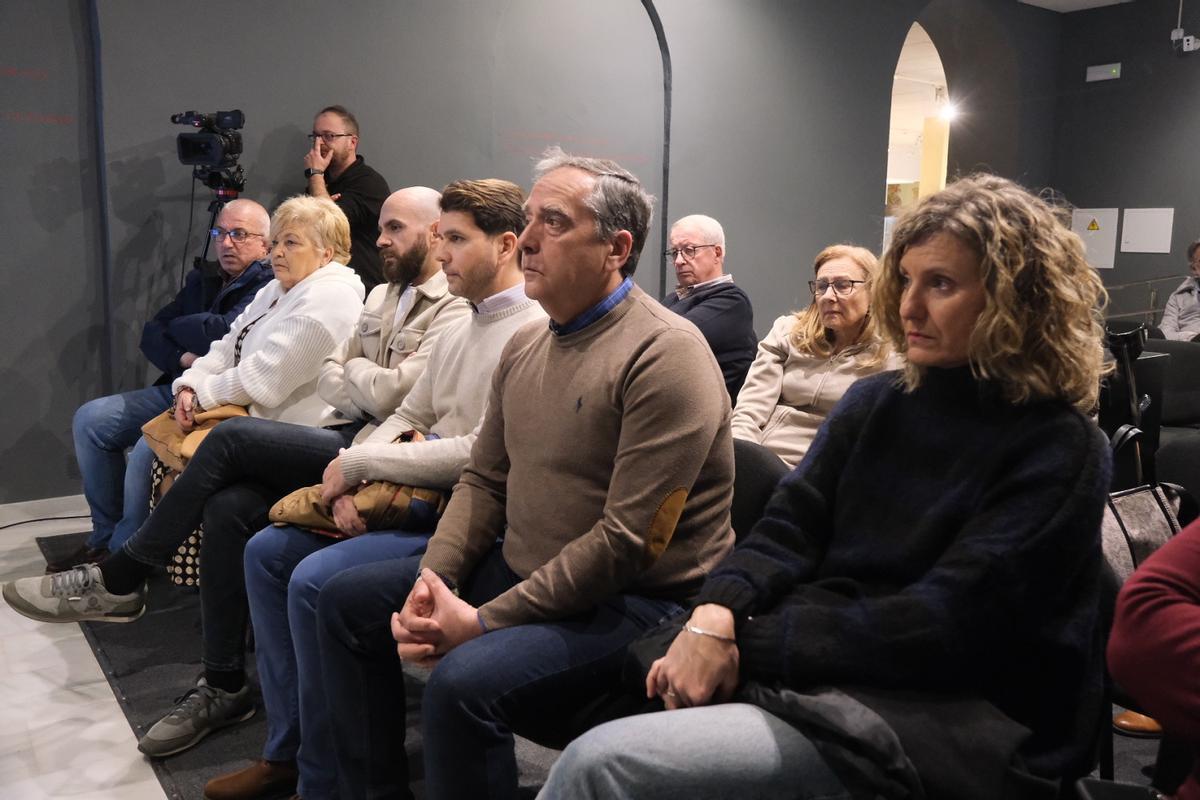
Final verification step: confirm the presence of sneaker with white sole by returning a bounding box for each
[138,677,256,758]
[2,564,145,623]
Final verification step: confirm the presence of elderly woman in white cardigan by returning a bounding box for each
[5,195,364,720]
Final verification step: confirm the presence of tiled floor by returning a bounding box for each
[0,495,166,800]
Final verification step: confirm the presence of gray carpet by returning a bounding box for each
[35,532,1175,798]
[36,532,557,799]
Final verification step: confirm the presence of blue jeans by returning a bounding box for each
[121,416,359,673]
[537,704,851,800]
[72,384,173,551]
[316,544,684,800]
[245,522,437,800]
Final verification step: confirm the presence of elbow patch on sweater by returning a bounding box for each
[645,488,688,562]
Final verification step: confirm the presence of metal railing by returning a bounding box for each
[1104,275,1183,325]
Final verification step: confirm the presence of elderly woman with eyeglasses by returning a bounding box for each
[730,244,898,469]
[539,175,1112,800]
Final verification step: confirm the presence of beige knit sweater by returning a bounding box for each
[421,286,736,629]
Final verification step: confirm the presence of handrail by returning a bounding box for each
[1105,275,1184,291]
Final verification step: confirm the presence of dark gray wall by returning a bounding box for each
[94,0,665,385]
[9,0,1075,503]
[920,0,1063,188]
[1052,0,1200,316]
[1,0,104,502]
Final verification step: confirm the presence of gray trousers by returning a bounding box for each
[537,703,851,800]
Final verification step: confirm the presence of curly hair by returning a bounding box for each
[873,173,1108,411]
[270,195,352,265]
[790,244,888,368]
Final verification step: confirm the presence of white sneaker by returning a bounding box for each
[2,564,145,623]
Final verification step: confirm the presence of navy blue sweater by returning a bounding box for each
[139,260,272,383]
[697,367,1111,790]
[662,281,756,402]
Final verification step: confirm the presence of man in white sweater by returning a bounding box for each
[202,179,547,800]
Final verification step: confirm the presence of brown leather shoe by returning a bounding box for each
[203,759,298,800]
[44,544,109,574]
[1112,710,1163,738]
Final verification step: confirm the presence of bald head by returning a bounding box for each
[213,199,270,277]
[376,186,443,285]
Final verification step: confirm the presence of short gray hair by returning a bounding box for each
[533,146,655,277]
[671,214,726,250]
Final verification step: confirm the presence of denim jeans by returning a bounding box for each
[121,416,359,672]
[316,543,684,800]
[244,522,437,800]
[72,385,173,551]
[537,704,852,800]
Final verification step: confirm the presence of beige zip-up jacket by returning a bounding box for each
[318,270,470,440]
[731,313,899,469]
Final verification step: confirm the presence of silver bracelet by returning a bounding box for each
[684,624,736,644]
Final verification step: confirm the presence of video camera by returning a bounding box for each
[172,109,245,195]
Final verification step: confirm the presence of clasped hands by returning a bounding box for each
[391,568,483,667]
[646,603,740,711]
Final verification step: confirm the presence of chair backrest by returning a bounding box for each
[731,438,789,540]
[1143,339,1200,426]
[1099,485,1183,632]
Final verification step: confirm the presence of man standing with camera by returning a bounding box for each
[304,105,390,292]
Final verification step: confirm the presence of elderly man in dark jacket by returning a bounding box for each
[662,214,756,402]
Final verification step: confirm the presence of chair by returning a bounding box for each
[1095,483,1188,784]
[1143,338,1200,503]
[730,438,788,540]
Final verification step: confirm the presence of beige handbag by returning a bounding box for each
[140,405,249,472]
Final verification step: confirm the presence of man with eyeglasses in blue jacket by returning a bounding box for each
[58,199,273,571]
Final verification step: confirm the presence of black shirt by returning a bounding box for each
[322,155,390,292]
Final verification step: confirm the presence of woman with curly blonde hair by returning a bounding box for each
[731,244,897,468]
[539,174,1113,800]
[874,173,1107,411]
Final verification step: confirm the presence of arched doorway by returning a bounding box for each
[884,23,953,248]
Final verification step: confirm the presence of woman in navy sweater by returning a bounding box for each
[539,174,1112,800]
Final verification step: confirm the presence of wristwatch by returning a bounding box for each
[304,167,325,178]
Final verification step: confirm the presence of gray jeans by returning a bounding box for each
[537,703,851,800]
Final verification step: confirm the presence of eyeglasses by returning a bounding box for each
[809,278,866,297]
[664,243,718,260]
[210,227,264,244]
[307,132,355,143]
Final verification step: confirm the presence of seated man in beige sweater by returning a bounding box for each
[315,148,737,800]
[203,179,548,800]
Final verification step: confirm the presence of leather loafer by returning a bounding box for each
[1112,710,1163,738]
[204,759,298,800]
[44,544,109,574]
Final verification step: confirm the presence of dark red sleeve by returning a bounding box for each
[1108,518,1200,745]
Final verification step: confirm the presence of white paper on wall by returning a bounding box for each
[1120,208,1175,253]
[1071,208,1118,269]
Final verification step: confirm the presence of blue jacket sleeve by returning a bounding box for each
[139,273,203,377]
[164,276,259,356]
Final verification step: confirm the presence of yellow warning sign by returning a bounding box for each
[1087,218,1100,231]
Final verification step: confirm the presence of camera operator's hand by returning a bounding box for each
[305,139,333,175]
